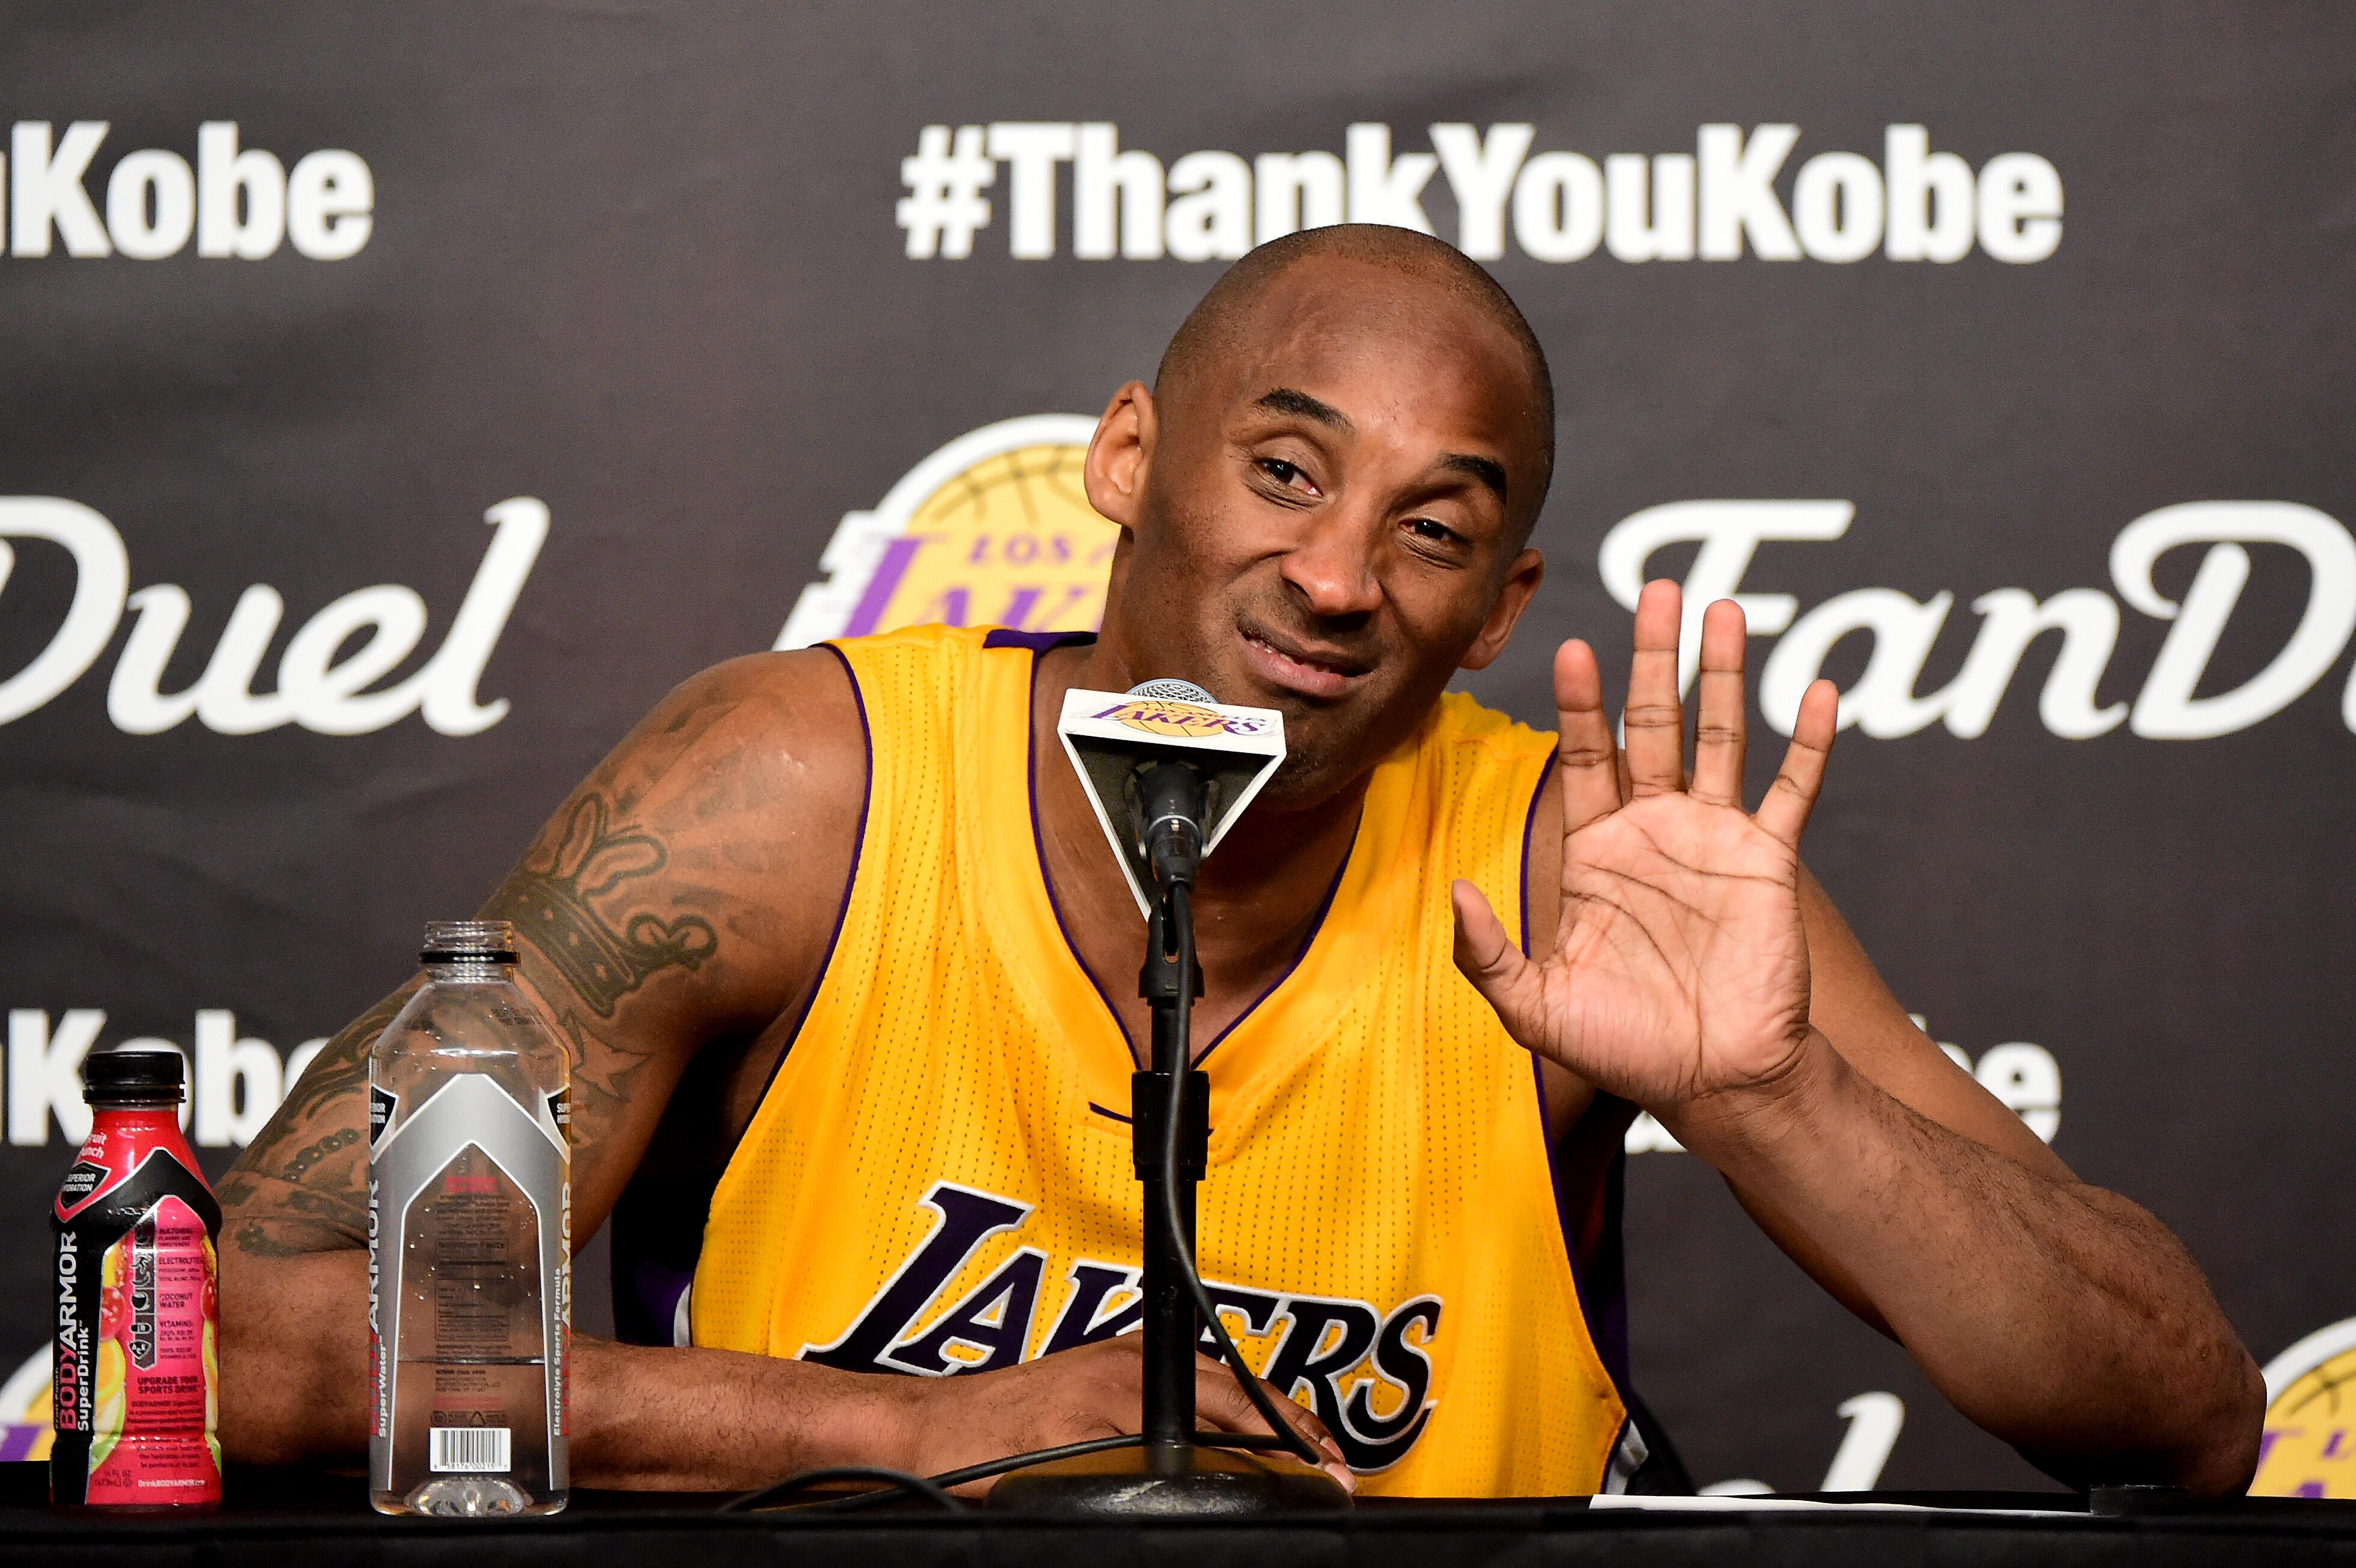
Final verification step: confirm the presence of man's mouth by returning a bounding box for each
[1237,624,1368,700]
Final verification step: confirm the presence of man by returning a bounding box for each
[219,226,2261,1497]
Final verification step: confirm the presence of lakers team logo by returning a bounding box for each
[777,415,1118,648]
[798,1183,1442,1474]
[1092,699,1272,739]
[2253,1316,2356,1497]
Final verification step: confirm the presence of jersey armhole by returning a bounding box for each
[1518,752,1556,961]
[745,640,874,1106]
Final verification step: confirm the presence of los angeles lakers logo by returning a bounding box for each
[1092,699,1271,739]
[2253,1316,2356,1497]
[777,415,1118,648]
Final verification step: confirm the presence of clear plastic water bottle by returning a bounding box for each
[369,920,571,1517]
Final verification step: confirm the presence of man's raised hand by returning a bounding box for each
[1451,581,1840,1128]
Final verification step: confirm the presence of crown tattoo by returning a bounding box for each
[509,795,717,1018]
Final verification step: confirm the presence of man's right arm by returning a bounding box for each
[216,649,865,1474]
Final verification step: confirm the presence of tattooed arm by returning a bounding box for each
[216,649,864,1468]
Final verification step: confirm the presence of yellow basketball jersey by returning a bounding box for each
[690,624,1627,1496]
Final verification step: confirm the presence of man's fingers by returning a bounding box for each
[1689,599,1749,807]
[1191,1354,1329,1443]
[1623,579,1686,797]
[1191,1354,1356,1491]
[1756,678,1838,846]
[1453,880,1546,1045]
[1552,639,1623,833]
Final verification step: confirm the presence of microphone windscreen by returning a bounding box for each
[1126,678,1217,703]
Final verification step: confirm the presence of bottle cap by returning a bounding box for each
[420,919,520,965]
[82,1047,186,1102]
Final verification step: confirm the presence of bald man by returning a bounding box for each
[219,227,2260,1498]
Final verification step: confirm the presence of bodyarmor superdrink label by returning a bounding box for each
[369,1074,569,1499]
[52,1124,223,1507]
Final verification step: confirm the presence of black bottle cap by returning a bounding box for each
[82,1048,187,1102]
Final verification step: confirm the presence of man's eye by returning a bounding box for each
[1260,458,1305,487]
[1405,517,1457,544]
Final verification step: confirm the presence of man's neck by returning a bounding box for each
[1031,643,1368,1054]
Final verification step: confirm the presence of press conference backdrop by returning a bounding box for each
[3,0,2351,1497]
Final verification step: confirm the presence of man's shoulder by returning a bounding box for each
[617,626,1025,801]
[659,646,861,734]
[601,648,869,813]
[824,623,1054,687]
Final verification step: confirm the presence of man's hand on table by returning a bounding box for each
[877,1336,1356,1497]
[568,1332,1354,1495]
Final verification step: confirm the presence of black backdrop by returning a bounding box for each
[3,0,2352,1497]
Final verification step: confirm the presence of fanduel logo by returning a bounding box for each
[0,497,544,736]
[5,1008,327,1148]
[1612,500,2356,741]
[4,121,372,261]
[897,122,2060,266]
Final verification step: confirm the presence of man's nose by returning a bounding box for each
[1280,504,1385,620]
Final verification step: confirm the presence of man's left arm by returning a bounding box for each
[1465,581,2260,1495]
[1726,871,2262,1494]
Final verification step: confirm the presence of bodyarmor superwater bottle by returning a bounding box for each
[369,920,571,1516]
[52,1048,221,1509]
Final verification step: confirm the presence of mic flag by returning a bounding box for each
[1057,682,1287,918]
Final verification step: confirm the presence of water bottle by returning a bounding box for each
[369,920,571,1516]
[52,1048,221,1509]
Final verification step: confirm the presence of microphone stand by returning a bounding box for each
[1138,877,1208,1456]
[991,792,1350,1515]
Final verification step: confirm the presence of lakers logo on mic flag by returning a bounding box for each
[1092,699,1274,740]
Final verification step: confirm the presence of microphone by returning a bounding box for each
[1056,679,1286,917]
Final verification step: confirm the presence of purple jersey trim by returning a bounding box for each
[1022,634,1351,1079]
[1525,753,1573,1289]
[619,1260,696,1350]
[1024,646,1140,1061]
[985,627,1098,652]
[1190,827,1353,1070]
[1564,1102,1636,1394]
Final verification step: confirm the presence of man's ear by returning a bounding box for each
[1084,381,1155,528]
[1460,548,1545,671]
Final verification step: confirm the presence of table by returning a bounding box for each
[6,1463,2354,1566]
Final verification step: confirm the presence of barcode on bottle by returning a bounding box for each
[429,1425,512,1474]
